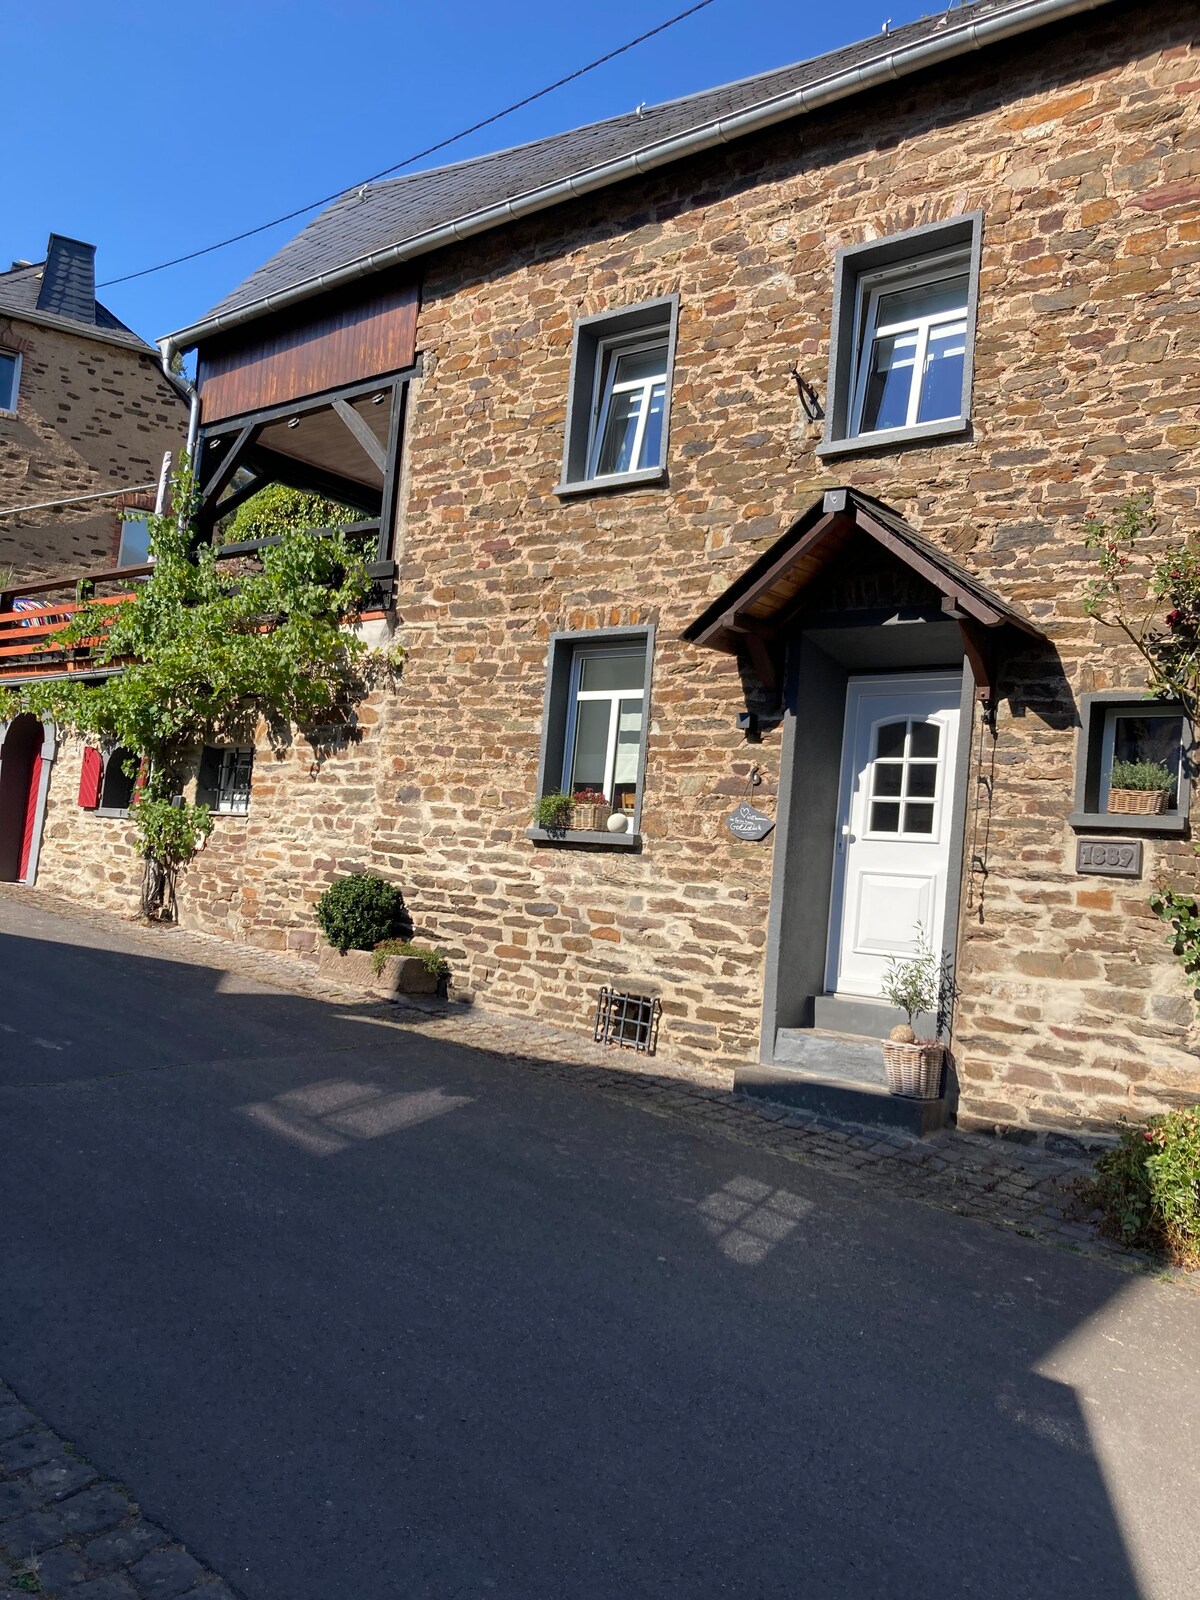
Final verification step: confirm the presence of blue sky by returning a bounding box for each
[7,1,930,346]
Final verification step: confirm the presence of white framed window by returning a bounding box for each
[1099,707,1185,814]
[558,297,678,495]
[0,351,20,414]
[818,213,981,460]
[117,515,152,568]
[199,745,254,815]
[562,647,647,816]
[588,336,669,479]
[850,254,970,438]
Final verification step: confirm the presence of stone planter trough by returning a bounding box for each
[318,944,440,996]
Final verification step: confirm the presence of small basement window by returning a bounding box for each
[0,350,20,414]
[1072,693,1191,833]
[198,745,254,815]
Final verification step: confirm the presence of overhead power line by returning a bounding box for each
[99,0,718,290]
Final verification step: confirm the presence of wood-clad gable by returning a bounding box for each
[197,278,419,424]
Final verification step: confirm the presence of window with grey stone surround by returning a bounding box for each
[0,350,20,414]
[817,213,982,459]
[556,298,678,496]
[1071,691,1192,835]
[528,626,654,847]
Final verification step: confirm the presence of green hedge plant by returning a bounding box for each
[1081,1106,1200,1268]
[316,873,409,954]
[533,791,573,831]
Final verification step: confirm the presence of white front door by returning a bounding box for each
[825,673,961,999]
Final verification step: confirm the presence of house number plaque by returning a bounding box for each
[1075,839,1142,878]
[726,802,776,842]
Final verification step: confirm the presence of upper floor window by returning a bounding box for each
[590,337,668,479]
[557,297,678,496]
[818,212,981,460]
[0,351,20,414]
[852,259,970,437]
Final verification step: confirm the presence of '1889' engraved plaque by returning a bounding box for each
[1076,839,1142,878]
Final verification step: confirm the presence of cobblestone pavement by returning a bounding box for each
[0,1378,236,1599]
[1,882,1179,1282]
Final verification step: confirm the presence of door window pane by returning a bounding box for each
[903,802,935,834]
[909,721,940,758]
[873,763,903,798]
[875,721,907,759]
[870,801,901,833]
[906,763,938,799]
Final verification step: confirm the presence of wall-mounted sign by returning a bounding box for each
[1076,838,1142,878]
[726,802,776,842]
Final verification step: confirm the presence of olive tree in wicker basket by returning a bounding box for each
[879,927,948,1100]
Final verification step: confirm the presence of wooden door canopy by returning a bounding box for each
[197,279,418,424]
[681,487,1044,701]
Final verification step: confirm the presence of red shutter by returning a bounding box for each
[78,746,102,809]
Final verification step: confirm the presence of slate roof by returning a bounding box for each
[192,0,1079,333]
[0,248,149,351]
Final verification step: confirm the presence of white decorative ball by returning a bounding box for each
[606,812,629,833]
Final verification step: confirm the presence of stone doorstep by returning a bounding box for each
[316,944,439,996]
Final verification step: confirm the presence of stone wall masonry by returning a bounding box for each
[22,0,1200,1134]
[0,318,186,583]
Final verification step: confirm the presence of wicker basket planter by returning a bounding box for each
[882,1040,945,1100]
[1106,787,1169,815]
[573,801,609,832]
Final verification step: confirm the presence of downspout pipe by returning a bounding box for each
[160,0,1117,362]
[159,337,201,464]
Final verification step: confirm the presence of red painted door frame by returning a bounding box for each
[17,732,44,880]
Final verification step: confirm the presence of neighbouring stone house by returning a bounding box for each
[6,0,1200,1141]
[0,234,188,583]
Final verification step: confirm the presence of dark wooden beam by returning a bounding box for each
[957,615,999,705]
[332,398,388,476]
[376,380,407,564]
[211,472,268,522]
[200,422,256,504]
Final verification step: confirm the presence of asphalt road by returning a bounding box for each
[1,898,1197,1600]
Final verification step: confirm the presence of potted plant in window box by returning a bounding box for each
[879,929,946,1100]
[1107,758,1174,815]
[572,788,609,832]
[533,791,574,835]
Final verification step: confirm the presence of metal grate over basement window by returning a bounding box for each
[594,987,662,1055]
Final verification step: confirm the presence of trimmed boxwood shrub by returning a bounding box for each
[316,873,409,954]
[1082,1105,1200,1268]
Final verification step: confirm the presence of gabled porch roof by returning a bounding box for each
[681,487,1044,701]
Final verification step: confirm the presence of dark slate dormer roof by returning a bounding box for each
[0,236,150,352]
[174,0,1116,346]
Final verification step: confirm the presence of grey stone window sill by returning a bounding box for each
[554,465,667,498]
[94,807,130,819]
[526,826,642,850]
[1069,811,1187,836]
[816,416,969,460]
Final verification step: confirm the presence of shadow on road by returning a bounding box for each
[0,917,1183,1600]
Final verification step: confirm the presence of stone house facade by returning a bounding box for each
[0,235,187,584]
[10,0,1200,1141]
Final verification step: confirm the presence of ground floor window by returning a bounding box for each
[532,626,654,839]
[199,746,254,815]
